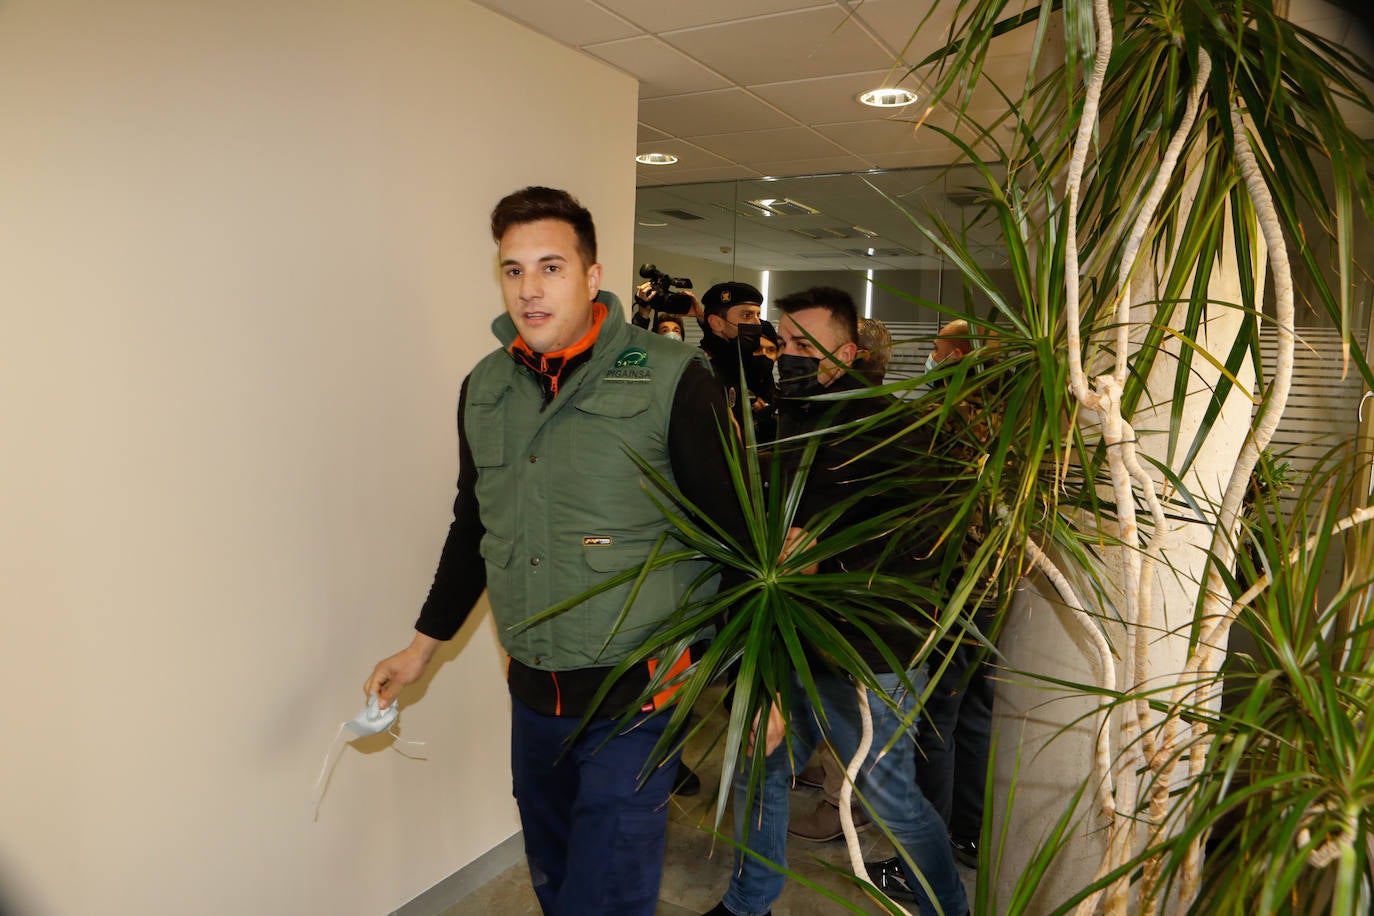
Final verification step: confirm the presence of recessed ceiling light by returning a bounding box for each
[637,220,668,227]
[635,152,679,165]
[858,87,919,108]
[747,198,820,216]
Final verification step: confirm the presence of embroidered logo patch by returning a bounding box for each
[607,347,652,382]
[583,536,613,546]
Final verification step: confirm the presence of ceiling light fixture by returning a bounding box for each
[637,220,668,228]
[858,87,919,108]
[747,197,820,216]
[635,152,679,165]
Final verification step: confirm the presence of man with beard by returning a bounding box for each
[703,286,968,916]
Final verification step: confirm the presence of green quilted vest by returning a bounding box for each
[464,293,715,670]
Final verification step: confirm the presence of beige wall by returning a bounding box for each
[0,2,637,913]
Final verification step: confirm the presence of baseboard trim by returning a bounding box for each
[392,831,525,916]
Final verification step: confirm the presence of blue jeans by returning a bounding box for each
[510,697,678,916]
[722,668,968,916]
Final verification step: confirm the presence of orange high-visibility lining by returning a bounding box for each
[646,647,693,710]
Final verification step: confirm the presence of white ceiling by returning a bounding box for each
[472,0,1021,186]
[471,0,1373,272]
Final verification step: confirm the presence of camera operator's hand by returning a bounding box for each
[634,281,658,307]
[681,291,703,319]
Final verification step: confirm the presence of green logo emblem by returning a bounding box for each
[615,348,649,368]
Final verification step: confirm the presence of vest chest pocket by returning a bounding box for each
[571,385,657,478]
[465,388,510,468]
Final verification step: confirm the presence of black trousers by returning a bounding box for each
[916,636,995,843]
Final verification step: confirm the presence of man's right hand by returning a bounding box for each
[364,633,441,710]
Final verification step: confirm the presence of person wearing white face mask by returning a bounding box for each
[653,314,685,341]
[925,318,975,378]
[914,317,1002,875]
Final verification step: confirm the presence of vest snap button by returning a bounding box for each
[529,454,538,463]
[534,656,542,665]
[530,556,541,566]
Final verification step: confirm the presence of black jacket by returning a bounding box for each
[776,375,956,673]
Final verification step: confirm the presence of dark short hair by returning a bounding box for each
[775,286,859,345]
[490,186,597,266]
[652,313,684,333]
[758,319,779,345]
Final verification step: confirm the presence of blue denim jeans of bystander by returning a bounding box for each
[721,667,968,916]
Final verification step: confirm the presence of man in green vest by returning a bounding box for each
[365,186,745,916]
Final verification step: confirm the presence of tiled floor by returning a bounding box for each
[443,689,977,915]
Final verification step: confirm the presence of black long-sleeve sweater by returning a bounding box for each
[776,375,951,673]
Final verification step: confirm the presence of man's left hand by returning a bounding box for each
[749,697,788,756]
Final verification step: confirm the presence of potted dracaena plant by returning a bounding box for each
[524,0,1374,912]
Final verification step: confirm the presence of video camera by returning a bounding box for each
[633,263,695,314]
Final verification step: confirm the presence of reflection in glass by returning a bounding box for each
[633,167,1015,377]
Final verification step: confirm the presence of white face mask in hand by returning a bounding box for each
[311,694,426,819]
[347,694,398,736]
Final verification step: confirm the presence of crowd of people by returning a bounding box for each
[365,186,998,916]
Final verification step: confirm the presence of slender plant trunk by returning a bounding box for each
[839,683,913,915]
[997,0,1299,909]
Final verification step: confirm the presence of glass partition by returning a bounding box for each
[633,166,1013,327]
[633,165,1015,377]
[635,162,1372,330]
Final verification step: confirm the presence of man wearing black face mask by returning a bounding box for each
[698,282,773,438]
[706,287,969,916]
[749,320,780,443]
